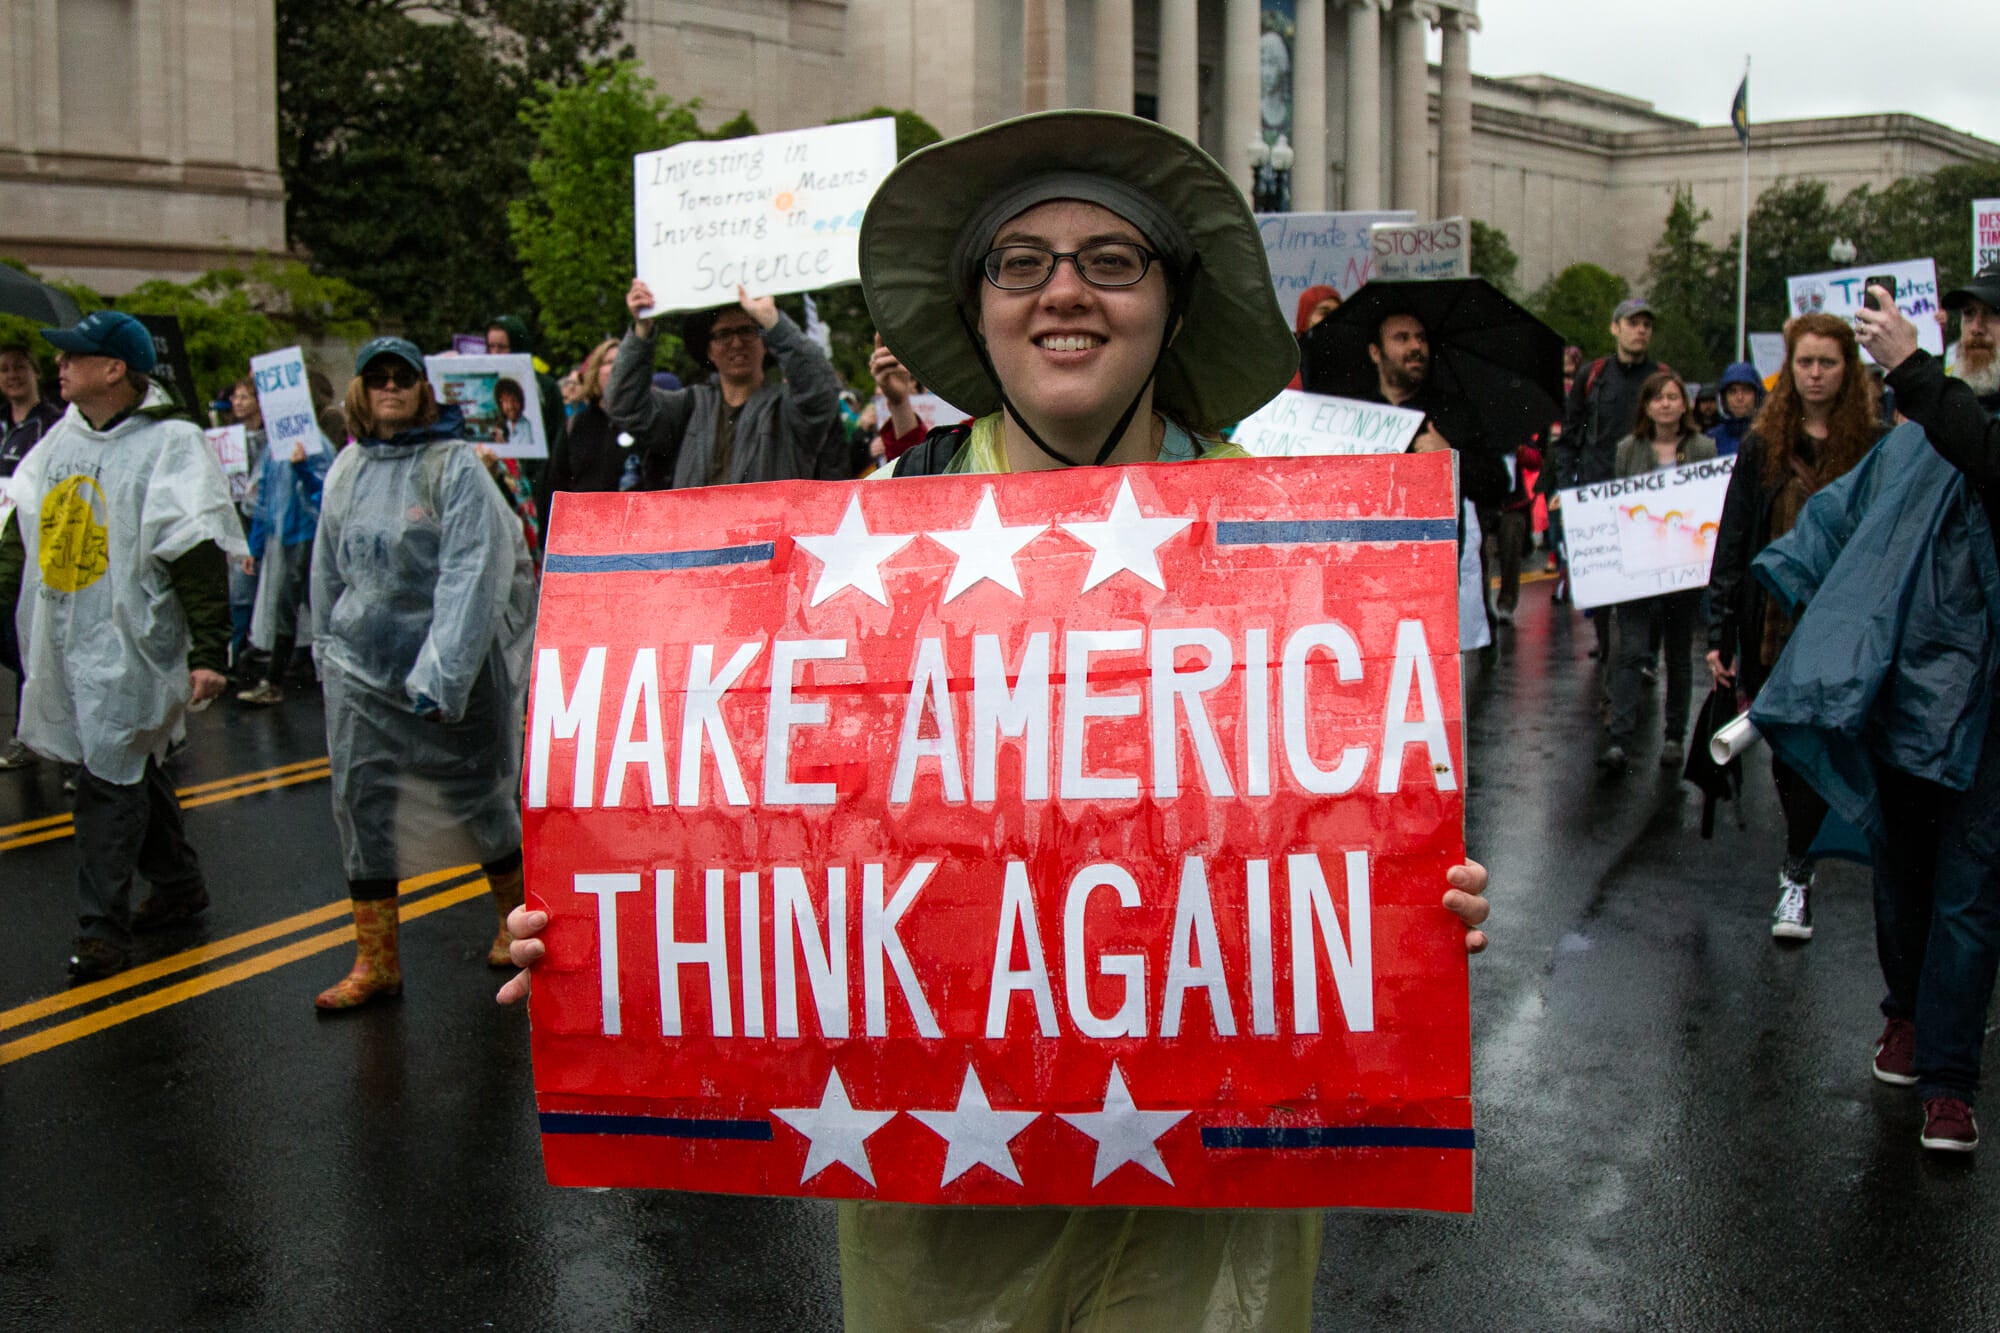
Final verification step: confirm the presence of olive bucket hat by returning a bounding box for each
[859,110,1297,445]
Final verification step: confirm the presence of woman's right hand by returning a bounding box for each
[495,905,549,1004]
[1705,649,1734,687]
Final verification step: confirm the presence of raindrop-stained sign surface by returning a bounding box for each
[523,451,1473,1212]
[632,118,897,317]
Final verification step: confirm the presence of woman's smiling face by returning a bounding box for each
[974,200,1172,444]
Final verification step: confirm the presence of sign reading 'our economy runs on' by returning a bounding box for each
[522,453,1473,1213]
[633,120,898,318]
[1558,455,1736,611]
[1231,389,1425,458]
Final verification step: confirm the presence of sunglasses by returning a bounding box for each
[363,365,422,390]
[708,326,763,346]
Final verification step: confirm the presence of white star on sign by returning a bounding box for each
[909,1065,1041,1186]
[795,495,915,606]
[772,1068,898,1186]
[1059,478,1193,592]
[1058,1062,1189,1187]
[928,487,1047,603]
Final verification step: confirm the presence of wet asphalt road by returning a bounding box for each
[2,580,1996,1332]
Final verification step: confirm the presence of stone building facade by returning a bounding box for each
[5,1,1996,299]
[0,0,285,294]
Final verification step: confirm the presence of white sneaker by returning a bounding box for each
[1771,866,1814,941]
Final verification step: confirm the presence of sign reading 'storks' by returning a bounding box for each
[522,454,1473,1213]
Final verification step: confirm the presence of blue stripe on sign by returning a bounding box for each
[1215,519,1458,545]
[1200,1125,1476,1151]
[543,541,776,574]
[539,1112,773,1142]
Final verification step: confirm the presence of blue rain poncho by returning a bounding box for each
[311,408,536,880]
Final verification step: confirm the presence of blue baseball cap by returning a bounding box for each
[41,310,158,372]
[1610,297,1654,323]
[354,336,426,376]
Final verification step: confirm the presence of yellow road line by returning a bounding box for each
[0,762,332,854]
[0,876,494,1067]
[0,757,332,841]
[0,863,478,1033]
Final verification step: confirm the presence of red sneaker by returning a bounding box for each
[1921,1097,1978,1152]
[1873,1018,1917,1086]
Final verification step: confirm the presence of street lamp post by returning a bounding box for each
[1248,134,1294,213]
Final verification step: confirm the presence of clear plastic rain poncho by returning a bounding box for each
[310,416,535,881]
[7,385,248,784]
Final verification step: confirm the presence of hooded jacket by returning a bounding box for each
[0,383,246,782]
[608,312,845,489]
[1748,423,2000,861]
[1285,285,1339,391]
[1706,361,1766,458]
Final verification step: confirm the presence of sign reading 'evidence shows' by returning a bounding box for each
[1558,455,1735,611]
[523,452,1473,1214]
[634,119,898,317]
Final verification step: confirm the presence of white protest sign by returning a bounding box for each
[634,119,898,316]
[1231,389,1425,457]
[249,346,323,458]
[425,353,548,460]
[871,391,971,433]
[1975,199,2000,272]
[1257,210,1414,317]
[1370,217,1470,282]
[205,425,248,475]
[1785,258,1943,363]
[1558,455,1735,611]
[1748,332,1786,383]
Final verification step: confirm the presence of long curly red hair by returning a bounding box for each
[1752,313,1876,488]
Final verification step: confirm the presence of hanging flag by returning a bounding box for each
[1730,75,1749,146]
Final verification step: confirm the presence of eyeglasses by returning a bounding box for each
[981,242,1162,292]
[363,365,421,390]
[708,326,763,346]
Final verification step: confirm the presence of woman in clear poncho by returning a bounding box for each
[499,111,1492,1327]
[311,336,536,1011]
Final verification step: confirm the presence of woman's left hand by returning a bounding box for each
[737,285,780,330]
[1445,859,1491,955]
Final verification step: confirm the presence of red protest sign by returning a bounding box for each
[524,451,1471,1213]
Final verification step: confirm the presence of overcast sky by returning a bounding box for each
[1462,0,2000,146]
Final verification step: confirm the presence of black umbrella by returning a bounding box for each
[1298,277,1565,449]
[0,264,83,327]
[1682,685,1746,838]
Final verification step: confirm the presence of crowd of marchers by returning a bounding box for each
[1,111,1995,1250]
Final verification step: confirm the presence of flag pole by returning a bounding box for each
[1735,55,1751,363]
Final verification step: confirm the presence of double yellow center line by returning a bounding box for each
[0,864,495,1066]
[0,756,334,854]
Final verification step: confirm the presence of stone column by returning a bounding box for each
[1023,0,1067,111]
[1390,0,1433,215]
[1224,0,1262,196]
[1292,0,1328,210]
[1159,0,1200,140]
[1095,0,1135,112]
[1342,0,1384,210]
[1436,9,1477,218]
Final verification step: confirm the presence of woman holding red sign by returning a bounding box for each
[500,111,1491,1328]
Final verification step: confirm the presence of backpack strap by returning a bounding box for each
[891,422,973,477]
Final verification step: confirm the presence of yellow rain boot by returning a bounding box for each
[485,864,526,968]
[315,898,403,1010]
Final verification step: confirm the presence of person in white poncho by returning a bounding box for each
[0,311,245,981]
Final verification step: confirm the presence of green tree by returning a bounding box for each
[509,62,708,364]
[276,1,629,350]
[1642,186,1730,379]
[1714,178,1841,338]
[1469,220,1518,294]
[1529,263,1629,361]
[1842,161,2000,303]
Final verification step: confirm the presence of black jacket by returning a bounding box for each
[1545,355,1658,493]
[0,399,63,476]
[1353,382,1510,508]
[538,403,633,532]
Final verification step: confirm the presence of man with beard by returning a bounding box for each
[1360,312,1509,509]
[1943,267,2000,400]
